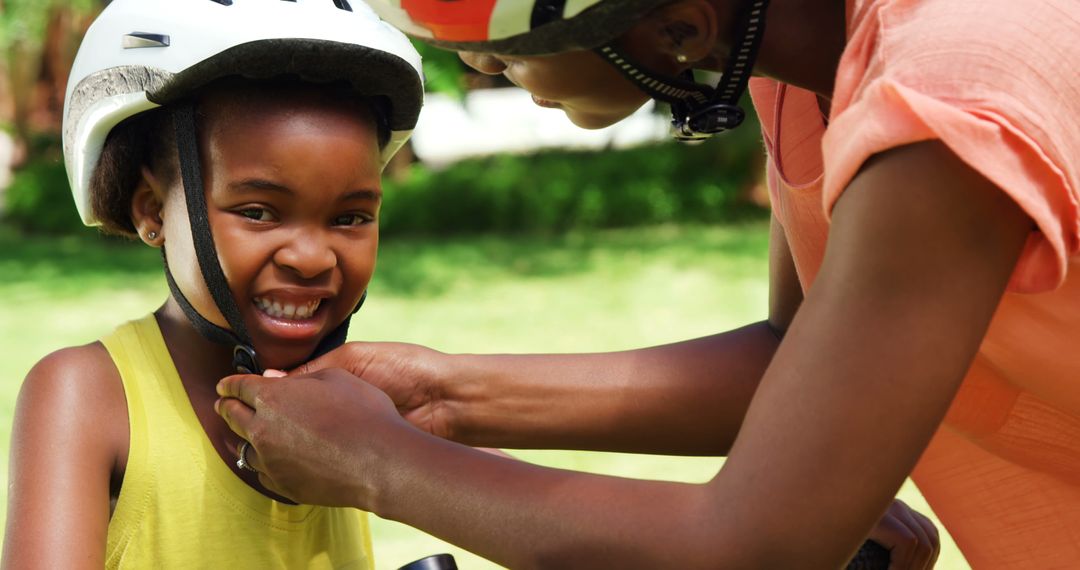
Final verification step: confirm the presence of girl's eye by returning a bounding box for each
[333,213,374,227]
[238,208,276,222]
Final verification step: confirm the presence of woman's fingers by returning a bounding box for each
[877,514,917,570]
[868,500,939,570]
[215,396,256,442]
[290,344,362,376]
[217,373,273,404]
[211,366,407,508]
[903,507,940,568]
[257,471,288,497]
[894,512,932,570]
[892,500,938,570]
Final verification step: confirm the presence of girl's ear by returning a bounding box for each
[634,0,720,67]
[131,165,166,247]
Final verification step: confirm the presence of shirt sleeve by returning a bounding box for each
[820,0,1080,293]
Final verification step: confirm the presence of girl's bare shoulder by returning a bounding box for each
[17,342,129,465]
[4,345,129,566]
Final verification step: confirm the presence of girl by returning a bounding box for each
[217,0,1078,569]
[2,0,422,567]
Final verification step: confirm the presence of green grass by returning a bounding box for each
[0,222,968,569]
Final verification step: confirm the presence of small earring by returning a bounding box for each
[676,54,689,63]
[147,231,158,240]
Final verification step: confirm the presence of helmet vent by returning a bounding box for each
[277,0,352,11]
[122,32,171,49]
[531,0,567,29]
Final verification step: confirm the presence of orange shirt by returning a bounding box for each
[749,0,1080,567]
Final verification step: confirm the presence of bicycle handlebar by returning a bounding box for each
[398,540,891,569]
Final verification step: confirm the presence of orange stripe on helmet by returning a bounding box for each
[400,0,499,42]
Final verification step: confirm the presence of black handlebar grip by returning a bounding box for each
[395,542,884,570]
[397,553,458,570]
[846,540,891,570]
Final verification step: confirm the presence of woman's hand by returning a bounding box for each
[868,499,940,570]
[215,367,413,510]
[290,324,782,456]
[292,342,457,439]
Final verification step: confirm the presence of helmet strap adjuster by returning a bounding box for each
[596,0,770,142]
[674,102,747,141]
[233,345,260,375]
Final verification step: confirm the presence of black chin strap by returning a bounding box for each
[172,102,261,373]
[167,102,361,374]
[595,0,771,141]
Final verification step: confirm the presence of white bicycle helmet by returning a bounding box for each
[64,0,424,227]
[63,0,426,374]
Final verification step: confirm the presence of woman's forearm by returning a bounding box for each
[372,426,728,569]
[443,321,780,455]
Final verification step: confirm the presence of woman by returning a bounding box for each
[215,1,1079,568]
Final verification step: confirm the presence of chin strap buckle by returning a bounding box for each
[673,103,747,141]
[233,345,262,375]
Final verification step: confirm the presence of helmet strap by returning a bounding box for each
[168,101,361,374]
[161,247,262,373]
[172,101,262,373]
[594,0,771,141]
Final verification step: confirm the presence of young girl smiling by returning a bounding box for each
[2,0,422,567]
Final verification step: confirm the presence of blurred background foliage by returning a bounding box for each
[1,0,99,232]
[380,127,764,236]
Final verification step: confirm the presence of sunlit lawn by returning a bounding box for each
[0,222,968,569]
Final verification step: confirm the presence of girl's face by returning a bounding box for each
[147,87,383,370]
[458,48,653,129]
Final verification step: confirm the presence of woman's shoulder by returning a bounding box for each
[853,0,1078,86]
[18,342,129,464]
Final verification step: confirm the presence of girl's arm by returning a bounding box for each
[290,217,802,456]
[220,140,1027,568]
[2,344,126,569]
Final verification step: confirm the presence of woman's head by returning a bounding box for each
[457,49,656,130]
[114,79,388,369]
[367,0,759,135]
[454,0,724,129]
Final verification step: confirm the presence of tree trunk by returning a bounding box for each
[2,3,98,167]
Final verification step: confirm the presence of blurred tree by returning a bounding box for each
[412,41,468,100]
[0,0,99,166]
[386,41,469,181]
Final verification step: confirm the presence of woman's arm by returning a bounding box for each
[221,140,1025,568]
[769,214,804,335]
[292,323,780,457]
[2,344,126,569]
[444,321,778,455]
[291,218,802,456]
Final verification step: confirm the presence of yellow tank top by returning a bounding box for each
[100,315,374,569]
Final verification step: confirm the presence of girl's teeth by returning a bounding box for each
[254,297,320,320]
